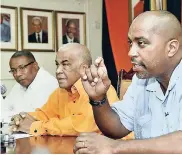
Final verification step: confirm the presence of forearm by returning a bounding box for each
[30,112,100,136]
[92,99,130,139]
[113,131,182,153]
[30,117,77,136]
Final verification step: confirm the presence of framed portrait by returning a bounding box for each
[0,5,18,51]
[55,11,86,50]
[20,7,55,51]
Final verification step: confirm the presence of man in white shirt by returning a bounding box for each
[2,51,58,122]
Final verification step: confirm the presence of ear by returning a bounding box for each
[79,63,88,76]
[167,39,179,57]
[33,62,39,69]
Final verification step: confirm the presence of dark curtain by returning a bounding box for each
[102,0,118,90]
[144,0,150,11]
[167,0,181,22]
[144,0,181,22]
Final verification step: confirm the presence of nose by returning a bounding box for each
[56,65,64,74]
[16,69,23,77]
[128,44,139,58]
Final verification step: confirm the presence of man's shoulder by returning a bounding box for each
[42,30,48,35]
[5,82,23,99]
[28,32,35,36]
[74,37,79,43]
[26,68,58,95]
[28,33,35,39]
[62,35,67,40]
[37,67,56,81]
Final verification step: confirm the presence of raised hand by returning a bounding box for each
[9,112,37,133]
[80,57,111,101]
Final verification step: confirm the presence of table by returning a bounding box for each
[3,136,76,154]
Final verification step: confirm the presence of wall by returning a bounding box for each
[0,0,102,95]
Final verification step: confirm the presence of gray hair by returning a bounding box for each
[32,16,42,24]
[10,51,36,62]
[58,43,92,66]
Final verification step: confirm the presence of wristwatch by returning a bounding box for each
[89,96,107,107]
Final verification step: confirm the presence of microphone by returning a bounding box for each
[165,112,169,117]
[0,83,7,95]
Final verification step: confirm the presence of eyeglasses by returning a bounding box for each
[9,61,35,75]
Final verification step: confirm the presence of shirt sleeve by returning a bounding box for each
[111,75,139,131]
[29,104,100,136]
[29,85,119,136]
[29,89,98,136]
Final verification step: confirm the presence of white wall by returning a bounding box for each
[0,0,102,95]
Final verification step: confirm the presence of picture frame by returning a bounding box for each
[20,7,55,52]
[55,11,86,50]
[181,0,182,25]
[0,5,18,51]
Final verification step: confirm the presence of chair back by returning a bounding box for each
[117,68,135,99]
[117,68,135,140]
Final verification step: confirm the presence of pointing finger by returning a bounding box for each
[95,57,105,67]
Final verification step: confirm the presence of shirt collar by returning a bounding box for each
[36,30,42,36]
[66,34,74,43]
[146,60,182,96]
[70,79,83,95]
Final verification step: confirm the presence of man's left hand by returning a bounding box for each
[9,112,37,134]
[73,132,117,154]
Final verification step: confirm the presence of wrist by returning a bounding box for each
[89,94,106,102]
[89,95,107,107]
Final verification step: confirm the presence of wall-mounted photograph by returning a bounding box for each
[20,7,55,51]
[55,11,86,50]
[0,5,18,51]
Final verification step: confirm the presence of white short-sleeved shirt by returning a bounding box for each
[2,67,59,122]
[112,61,182,139]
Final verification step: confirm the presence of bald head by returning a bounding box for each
[57,43,92,66]
[128,10,182,81]
[131,11,182,42]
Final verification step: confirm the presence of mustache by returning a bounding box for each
[17,78,25,82]
[131,58,145,66]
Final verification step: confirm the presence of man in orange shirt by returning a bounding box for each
[9,43,119,136]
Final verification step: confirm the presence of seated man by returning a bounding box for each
[2,51,58,122]
[9,43,119,136]
[74,11,182,153]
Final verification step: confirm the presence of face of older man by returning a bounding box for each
[55,49,82,91]
[128,15,171,79]
[9,56,38,88]
[66,22,77,39]
[32,19,42,33]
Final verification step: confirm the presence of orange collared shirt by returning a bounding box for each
[29,79,119,136]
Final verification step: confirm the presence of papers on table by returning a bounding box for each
[12,133,33,139]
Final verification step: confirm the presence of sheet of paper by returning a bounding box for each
[12,133,33,139]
